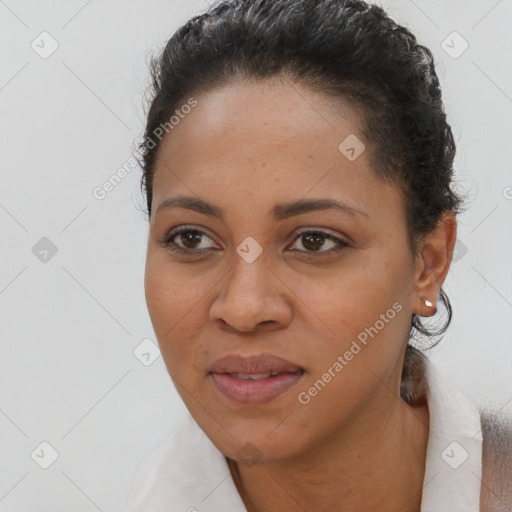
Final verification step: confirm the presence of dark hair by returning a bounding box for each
[138,0,466,349]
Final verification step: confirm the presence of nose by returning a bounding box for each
[209,254,293,334]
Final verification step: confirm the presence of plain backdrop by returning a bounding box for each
[1,0,511,510]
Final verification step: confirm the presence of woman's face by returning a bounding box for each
[144,77,422,462]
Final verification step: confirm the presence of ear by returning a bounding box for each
[411,211,457,317]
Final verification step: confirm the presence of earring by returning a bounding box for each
[423,297,437,316]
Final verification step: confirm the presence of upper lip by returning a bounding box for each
[209,353,303,374]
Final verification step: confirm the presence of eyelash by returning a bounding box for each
[158,225,350,258]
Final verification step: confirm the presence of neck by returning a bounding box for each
[228,385,430,512]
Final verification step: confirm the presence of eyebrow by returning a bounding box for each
[155,195,370,221]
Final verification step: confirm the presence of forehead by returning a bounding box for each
[176,77,359,132]
[155,79,362,176]
[151,78,402,225]
[158,77,362,152]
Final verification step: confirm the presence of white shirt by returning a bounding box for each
[128,356,483,511]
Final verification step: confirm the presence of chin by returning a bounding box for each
[196,412,310,464]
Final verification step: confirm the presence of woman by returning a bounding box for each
[128,0,512,510]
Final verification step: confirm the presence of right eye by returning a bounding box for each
[159,226,220,255]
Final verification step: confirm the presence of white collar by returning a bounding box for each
[420,356,482,511]
[129,406,246,511]
[128,357,482,511]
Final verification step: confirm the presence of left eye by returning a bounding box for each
[289,230,349,255]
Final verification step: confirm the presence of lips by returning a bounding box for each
[229,372,282,380]
[209,353,305,406]
[209,353,303,374]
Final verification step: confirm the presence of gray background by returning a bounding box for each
[1,0,511,510]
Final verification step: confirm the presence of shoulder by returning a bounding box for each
[480,409,512,512]
[401,346,512,511]
[128,411,245,512]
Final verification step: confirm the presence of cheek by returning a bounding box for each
[144,249,210,326]
[144,254,211,372]
[298,251,411,377]
[288,276,409,445]
[303,255,406,330]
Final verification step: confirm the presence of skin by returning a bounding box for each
[144,76,457,512]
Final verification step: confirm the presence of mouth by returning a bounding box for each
[208,353,305,406]
[226,370,302,380]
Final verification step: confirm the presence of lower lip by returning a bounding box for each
[210,371,304,406]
